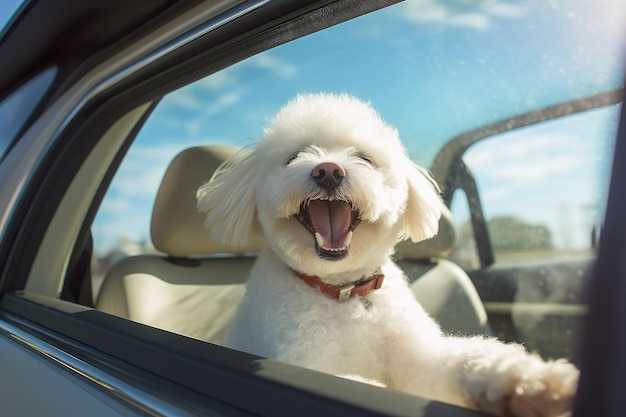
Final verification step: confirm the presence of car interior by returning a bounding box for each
[95,145,492,344]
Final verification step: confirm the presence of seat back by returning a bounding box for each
[96,146,262,343]
[395,208,491,335]
[96,145,490,344]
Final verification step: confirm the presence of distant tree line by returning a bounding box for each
[488,216,553,251]
[458,215,553,252]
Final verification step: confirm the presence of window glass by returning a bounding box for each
[90,0,625,362]
[461,105,618,265]
[0,67,57,159]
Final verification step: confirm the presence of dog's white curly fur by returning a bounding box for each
[197,93,578,417]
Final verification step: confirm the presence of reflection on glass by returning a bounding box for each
[0,67,57,159]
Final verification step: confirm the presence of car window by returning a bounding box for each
[88,0,626,368]
[449,105,620,269]
[0,67,57,160]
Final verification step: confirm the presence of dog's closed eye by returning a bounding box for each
[356,152,375,167]
[285,152,300,165]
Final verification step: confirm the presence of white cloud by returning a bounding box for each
[166,88,204,110]
[481,0,524,18]
[397,0,526,30]
[205,91,242,115]
[159,52,296,130]
[464,132,589,196]
[160,52,297,137]
[186,90,245,137]
[195,71,237,91]
[466,133,573,169]
[247,54,298,78]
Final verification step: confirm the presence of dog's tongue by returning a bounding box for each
[308,200,352,249]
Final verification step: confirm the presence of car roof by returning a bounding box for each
[0,0,191,99]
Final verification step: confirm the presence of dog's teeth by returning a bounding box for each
[315,232,324,248]
[315,231,353,251]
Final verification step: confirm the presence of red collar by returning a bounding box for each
[292,268,385,302]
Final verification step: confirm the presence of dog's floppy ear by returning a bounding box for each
[197,150,260,247]
[402,161,443,243]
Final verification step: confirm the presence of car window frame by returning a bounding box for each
[0,67,58,161]
[573,77,626,417]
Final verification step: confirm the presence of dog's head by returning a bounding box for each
[197,93,442,277]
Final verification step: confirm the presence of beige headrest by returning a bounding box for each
[394,206,457,260]
[150,146,265,257]
[151,145,455,259]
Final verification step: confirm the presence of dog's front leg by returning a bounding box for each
[451,336,578,417]
[387,332,578,417]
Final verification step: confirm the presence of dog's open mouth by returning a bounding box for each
[295,199,361,260]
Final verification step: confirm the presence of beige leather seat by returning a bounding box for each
[96,146,490,344]
[396,211,491,336]
[96,146,264,343]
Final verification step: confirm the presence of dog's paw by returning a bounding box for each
[466,356,579,417]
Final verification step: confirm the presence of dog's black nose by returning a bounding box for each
[312,162,345,190]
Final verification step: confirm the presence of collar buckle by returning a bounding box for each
[337,283,355,302]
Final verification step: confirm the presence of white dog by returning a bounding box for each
[197,93,578,417]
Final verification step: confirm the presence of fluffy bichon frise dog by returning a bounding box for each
[197,93,578,417]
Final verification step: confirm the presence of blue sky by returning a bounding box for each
[0,0,22,33]
[79,0,626,255]
[132,0,626,163]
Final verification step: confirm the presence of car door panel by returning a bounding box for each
[468,258,592,362]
